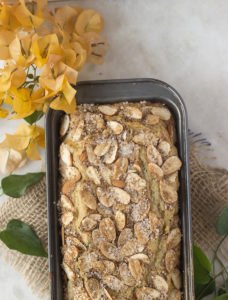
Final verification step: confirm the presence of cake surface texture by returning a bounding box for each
[59,102,182,300]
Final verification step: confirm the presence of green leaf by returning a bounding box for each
[1,172,45,198]
[193,244,212,284]
[24,111,44,125]
[216,206,228,236]
[0,220,47,257]
[214,294,228,300]
[195,277,215,300]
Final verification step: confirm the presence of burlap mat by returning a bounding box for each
[0,136,227,299]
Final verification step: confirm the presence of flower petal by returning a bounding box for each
[50,95,76,114]
[75,9,104,35]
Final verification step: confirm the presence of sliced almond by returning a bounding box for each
[99,217,116,242]
[171,269,182,290]
[128,259,143,281]
[80,216,98,231]
[165,249,179,272]
[86,166,101,185]
[113,157,129,180]
[98,105,118,116]
[125,173,147,194]
[94,141,111,157]
[118,228,133,247]
[60,194,74,211]
[84,278,102,300]
[96,187,114,208]
[89,214,102,222]
[147,145,163,166]
[160,181,178,204]
[104,140,118,164]
[115,211,126,231]
[135,287,160,300]
[92,229,105,248]
[103,275,124,292]
[60,143,72,166]
[124,106,142,120]
[66,236,87,250]
[133,132,158,146]
[62,166,81,180]
[129,253,150,264]
[63,245,79,265]
[166,171,178,184]
[61,179,76,195]
[108,187,131,205]
[95,114,105,129]
[61,211,74,226]
[90,260,110,277]
[100,241,121,261]
[170,289,182,300]
[119,263,136,287]
[158,141,171,157]
[72,120,84,142]
[99,164,112,185]
[167,228,181,249]
[162,156,182,175]
[148,163,164,178]
[86,144,99,166]
[151,106,171,120]
[107,121,123,135]
[152,275,168,293]
[131,199,150,222]
[60,115,70,136]
[80,189,97,210]
[145,114,160,125]
[62,262,75,281]
[120,239,144,257]
[78,251,98,275]
[134,219,151,245]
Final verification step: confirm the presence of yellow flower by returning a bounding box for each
[39,59,78,103]
[0,123,45,160]
[31,33,62,67]
[10,87,34,119]
[9,34,34,67]
[0,64,26,94]
[75,9,104,35]
[0,29,15,60]
[13,0,44,29]
[9,86,48,119]
[54,6,82,32]
[50,94,76,114]
[0,4,20,31]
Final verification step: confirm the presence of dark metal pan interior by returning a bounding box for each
[46,78,194,300]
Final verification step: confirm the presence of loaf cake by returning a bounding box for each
[59,102,182,300]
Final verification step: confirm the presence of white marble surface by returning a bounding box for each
[0,0,228,299]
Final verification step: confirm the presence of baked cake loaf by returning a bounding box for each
[59,102,182,300]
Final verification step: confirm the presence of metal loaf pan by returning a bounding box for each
[46,78,194,300]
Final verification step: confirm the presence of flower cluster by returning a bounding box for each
[0,0,107,172]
